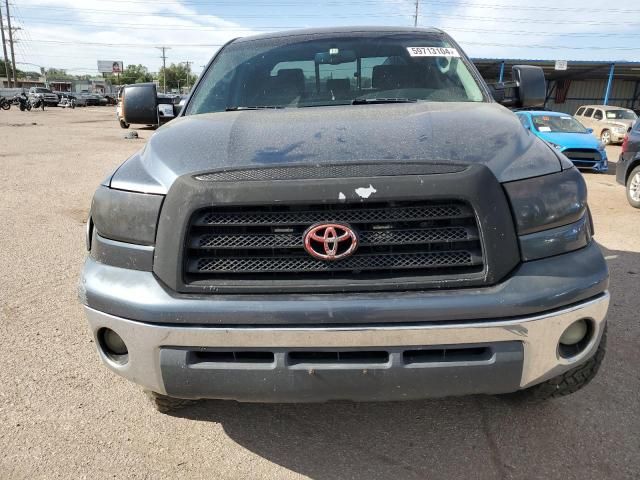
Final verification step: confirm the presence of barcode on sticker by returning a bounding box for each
[407,47,460,57]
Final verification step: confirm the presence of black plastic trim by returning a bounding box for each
[160,342,523,401]
[153,164,520,294]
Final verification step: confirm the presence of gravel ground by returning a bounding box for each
[0,107,639,480]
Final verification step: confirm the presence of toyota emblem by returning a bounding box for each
[303,223,358,261]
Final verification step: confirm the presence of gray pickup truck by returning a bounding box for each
[80,27,609,413]
[28,87,59,107]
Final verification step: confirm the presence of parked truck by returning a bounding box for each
[80,27,609,413]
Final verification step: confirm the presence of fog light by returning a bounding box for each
[560,319,588,346]
[98,328,128,364]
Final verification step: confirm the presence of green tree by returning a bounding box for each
[107,64,154,85]
[157,63,197,93]
[45,68,74,81]
[0,59,23,78]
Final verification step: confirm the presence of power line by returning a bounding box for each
[463,41,640,51]
[4,0,16,85]
[445,27,640,38]
[11,2,43,69]
[419,0,640,15]
[0,3,11,86]
[25,39,224,47]
[14,13,640,28]
[13,0,640,12]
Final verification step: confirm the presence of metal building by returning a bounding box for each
[473,59,640,114]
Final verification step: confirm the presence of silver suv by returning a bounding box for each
[574,105,637,145]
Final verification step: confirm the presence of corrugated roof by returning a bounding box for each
[472,58,640,80]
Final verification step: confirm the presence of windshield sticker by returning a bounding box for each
[538,126,552,132]
[407,47,460,57]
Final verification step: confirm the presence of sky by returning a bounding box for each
[4,0,640,76]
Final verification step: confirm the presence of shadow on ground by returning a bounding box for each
[166,246,639,480]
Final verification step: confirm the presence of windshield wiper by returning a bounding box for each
[351,98,418,105]
[225,105,285,111]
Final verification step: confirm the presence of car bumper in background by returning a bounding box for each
[611,132,627,143]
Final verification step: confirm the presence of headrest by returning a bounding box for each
[372,65,428,90]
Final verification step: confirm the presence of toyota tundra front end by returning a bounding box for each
[79,27,609,412]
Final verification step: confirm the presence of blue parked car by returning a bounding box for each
[516,111,608,172]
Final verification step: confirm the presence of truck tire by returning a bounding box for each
[626,166,640,209]
[144,390,199,414]
[600,129,611,145]
[502,325,606,402]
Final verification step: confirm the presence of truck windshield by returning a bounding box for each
[187,33,485,115]
[531,115,588,134]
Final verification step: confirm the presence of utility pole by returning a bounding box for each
[156,46,170,93]
[414,0,419,27]
[5,0,16,87]
[183,61,192,92]
[0,2,11,87]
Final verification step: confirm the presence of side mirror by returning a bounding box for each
[587,128,594,134]
[488,65,546,109]
[122,83,158,125]
[513,65,546,108]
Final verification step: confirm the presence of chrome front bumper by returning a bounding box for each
[85,293,609,398]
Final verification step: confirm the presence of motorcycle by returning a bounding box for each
[58,96,76,109]
[12,93,31,111]
[30,96,45,111]
[0,96,10,110]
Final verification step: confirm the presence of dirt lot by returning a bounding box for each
[1,107,639,480]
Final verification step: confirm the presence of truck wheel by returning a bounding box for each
[144,390,199,414]
[119,119,130,129]
[600,129,611,145]
[502,325,606,402]
[627,166,640,208]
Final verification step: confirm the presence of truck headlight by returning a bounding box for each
[90,186,164,246]
[504,168,592,261]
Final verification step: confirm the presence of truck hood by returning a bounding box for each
[535,131,602,150]
[110,102,563,194]
[611,120,635,130]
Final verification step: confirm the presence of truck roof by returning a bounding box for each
[233,26,445,44]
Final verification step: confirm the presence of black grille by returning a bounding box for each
[183,200,484,284]
[194,163,467,182]
[563,149,602,164]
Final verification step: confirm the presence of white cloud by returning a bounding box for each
[13,0,259,74]
[9,0,640,76]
